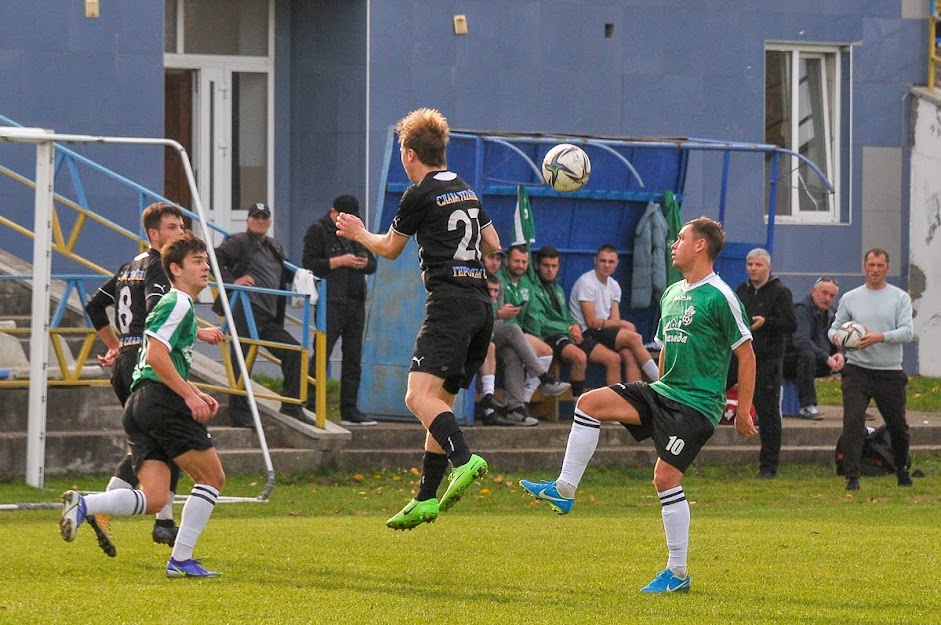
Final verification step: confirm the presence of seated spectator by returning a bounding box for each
[783,276,844,419]
[479,269,570,425]
[524,246,622,396]
[569,244,660,382]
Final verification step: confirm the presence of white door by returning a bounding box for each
[194,67,235,245]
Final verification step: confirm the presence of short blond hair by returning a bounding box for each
[395,108,449,167]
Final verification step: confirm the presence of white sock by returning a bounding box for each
[171,484,219,562]
[537,355,553,375]
[522,376,540,403]
[556,408,601,496]
[156,491,175,521]
[642,359,660,381]
[106,476,133,491]
[481,374,496,397]
[83,489,147,516]
[659,486,690,575]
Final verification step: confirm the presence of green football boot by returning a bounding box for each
[386,498,439,530]
[439,454,488,513]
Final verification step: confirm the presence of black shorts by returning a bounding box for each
[111,347,139,407]
[546,334,583,360]
[123,380,214,474]
[584,326,620,351]
[610,381,715,473]
[411,297,494,395]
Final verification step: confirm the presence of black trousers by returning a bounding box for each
[308,300,365,418]
[754,354,783,474]
[230,306,304,419]
[840,363,909,479]
[783,348,831,407]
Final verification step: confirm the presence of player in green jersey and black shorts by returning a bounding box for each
[60,233,226,578]
[522,217,758,593]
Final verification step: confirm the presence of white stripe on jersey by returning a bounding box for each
[144,289,193,350]
[704,273,752,348]
[683,272,752,349]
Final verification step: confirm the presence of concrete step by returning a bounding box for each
[217,447,324,474]
[338,443,941,473]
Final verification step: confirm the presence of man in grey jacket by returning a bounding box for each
[829,249,914,491]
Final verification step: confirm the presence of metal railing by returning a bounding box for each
[0,113,328,427]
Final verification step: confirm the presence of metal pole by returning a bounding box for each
[25,138,55,488]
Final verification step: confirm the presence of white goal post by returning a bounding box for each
[0,125,274,504]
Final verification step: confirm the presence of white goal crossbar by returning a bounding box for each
[0,126,275,503]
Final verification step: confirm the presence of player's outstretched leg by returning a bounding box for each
[386,498,439,530]
[519,479,575,514]
[86,514,117,557]
[59,490,87,542]
[439,453,488,512]
[641,568,691,593]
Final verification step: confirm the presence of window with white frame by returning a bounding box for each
[765,44,841,222]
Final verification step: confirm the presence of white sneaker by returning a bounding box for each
[539,377,571,397]
[505,408,538,427]
[798,405,823,420]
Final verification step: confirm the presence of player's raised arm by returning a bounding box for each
[336,212,408,260]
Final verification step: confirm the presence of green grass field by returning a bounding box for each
[2,461,940,625]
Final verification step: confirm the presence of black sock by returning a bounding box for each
[415,451,449,501]
[428,411,472,466]
[571,380,585,397]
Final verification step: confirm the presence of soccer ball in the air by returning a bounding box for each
[833,321,868,350]
[541,143,591,192]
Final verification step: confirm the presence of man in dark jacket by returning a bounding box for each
[302,195,378,425]
[783,276,844,418]
[214,203,313,426]
[731,248,796,478]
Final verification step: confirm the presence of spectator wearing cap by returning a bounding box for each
[302,195,378,426]
[214,202,314,426]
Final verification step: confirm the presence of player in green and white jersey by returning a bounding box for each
[60,233,226,578]
[521,217,758,593]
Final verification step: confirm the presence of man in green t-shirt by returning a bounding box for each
[60,233,226,578]
[522,217,757,594]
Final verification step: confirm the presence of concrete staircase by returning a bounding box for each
[0,382,353,478]
[337,406,941,472]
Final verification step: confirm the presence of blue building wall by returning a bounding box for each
[362,1,925,299]
[0,1,164,273]
[0,1,928,330]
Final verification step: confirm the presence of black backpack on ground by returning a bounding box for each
[835,425,909,477]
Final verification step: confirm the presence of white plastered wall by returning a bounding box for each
[909,89,941,376]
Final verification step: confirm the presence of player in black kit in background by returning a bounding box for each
[85,203,224,556]
[336,108,501,530]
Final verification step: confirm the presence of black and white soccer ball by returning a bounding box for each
[541,143,591,193]
[833,321,868,350]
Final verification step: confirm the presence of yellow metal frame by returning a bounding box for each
[931,1,941,90]
[0,164,329,427]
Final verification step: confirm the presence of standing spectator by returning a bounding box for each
[336,107,497,530]
[569,244,660,383]
[526,246,621,395]
[732,248,796,478]
[214,203,313,426]
[829,249,914,491]
[302,195,378,426]
[783,276,844,418]
[521,217,756,593]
